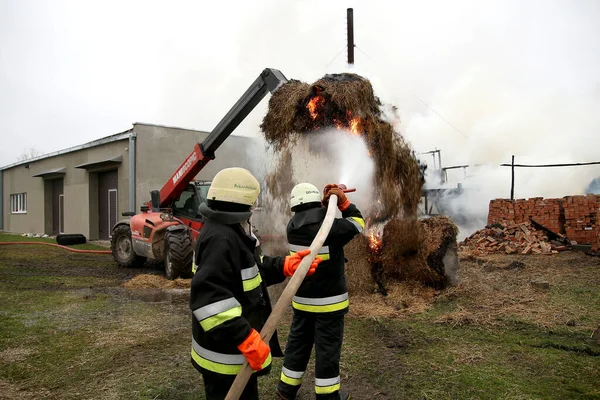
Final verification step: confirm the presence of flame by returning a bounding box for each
[349,117,361,135]
[368,231,382,251]
[307,95,325,120]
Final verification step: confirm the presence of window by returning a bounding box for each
[173,186,200,218]
[10,193,27,214]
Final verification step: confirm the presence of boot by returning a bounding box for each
[339,390,351,400]
[276,388,296,400]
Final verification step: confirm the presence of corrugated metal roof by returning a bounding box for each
[1,122,258,171]
[1,129,132,171]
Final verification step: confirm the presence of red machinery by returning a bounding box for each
[110,68,288,279]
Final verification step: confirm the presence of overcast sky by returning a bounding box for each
[1,0,599,187]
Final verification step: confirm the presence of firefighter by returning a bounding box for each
[276,183,365,400]
[190,167,323,400]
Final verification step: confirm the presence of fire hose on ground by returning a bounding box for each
[0,242,112,254]
[225,192,342,400]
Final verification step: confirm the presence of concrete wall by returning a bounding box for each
[133,123,266,210]
[2,163,45,234]
[2,123,273,237]
[2,139,129,237]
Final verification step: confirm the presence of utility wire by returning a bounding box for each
[408,91,469,139]
[324,46,348,69]
[500,161,600,168]
[355,45,469,139]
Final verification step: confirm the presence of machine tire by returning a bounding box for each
[56,234,87,246]
[111,225,146,268]
[164,230,193,280]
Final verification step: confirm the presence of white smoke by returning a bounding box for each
[227,0,600,242]
[289,130,375,213]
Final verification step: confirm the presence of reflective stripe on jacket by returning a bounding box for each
[190,217,285,376]
[287,203,364,314]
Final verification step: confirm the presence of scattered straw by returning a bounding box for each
[122,275,191,290]
[349,281,436,318]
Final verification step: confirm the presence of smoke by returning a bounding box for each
[398,64,600,239]
[228,0,600,242]
[289,129,375,212]
[243,128,377,248]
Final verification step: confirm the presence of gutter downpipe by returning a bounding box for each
[129,131,136,214]
[0,170,3,231]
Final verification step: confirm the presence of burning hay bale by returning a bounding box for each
[381,216,460,289]
[345,234,378,295]
[260,72,424,222]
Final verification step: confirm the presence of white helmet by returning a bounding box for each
[207,167,260,206]
[290,183,322,209]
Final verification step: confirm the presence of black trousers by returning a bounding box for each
[201,370,259,400]
[277,311,345,400]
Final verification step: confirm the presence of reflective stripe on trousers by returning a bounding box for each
[191,338,271,375]
[315,376,341,394]
[280,366,305,386]
[292,293,349,313]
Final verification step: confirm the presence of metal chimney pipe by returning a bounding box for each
[347,8,354,65]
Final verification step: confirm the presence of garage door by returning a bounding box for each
[98,170,118,240]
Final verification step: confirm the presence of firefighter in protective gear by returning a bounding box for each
[190,168,322,400]
[276,183,364,400]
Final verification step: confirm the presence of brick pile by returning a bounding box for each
[460,221,568,255]
[515,197,563,232]
[563,195,599,245]
[487,199,515,224]
[487,194,600,246]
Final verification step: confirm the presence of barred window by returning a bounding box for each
[10,193,27,214]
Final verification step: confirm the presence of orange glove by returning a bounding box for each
[323,186,350,211]
[237,329,271,371]
[283,249,322,277]
[323,184,339,196]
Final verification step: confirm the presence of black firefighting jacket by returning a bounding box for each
[190,204,286,377]
[287,203,364,315]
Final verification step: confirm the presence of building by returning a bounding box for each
[0,123,267,240]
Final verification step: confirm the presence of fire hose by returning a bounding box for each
[0,242,112,254]
[225,193,341,400]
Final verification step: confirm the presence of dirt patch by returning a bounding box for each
[0,347,36,364]
[0,379,51,399]
[122,274,191,290]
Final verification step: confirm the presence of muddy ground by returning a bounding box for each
[1,237,599,399]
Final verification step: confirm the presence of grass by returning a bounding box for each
[0,232,109,251]
[0,243,599,399]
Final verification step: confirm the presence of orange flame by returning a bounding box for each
[332,118,344,130]
[349,117,361,135]
[368,231,382,251]
[307,95,325,120]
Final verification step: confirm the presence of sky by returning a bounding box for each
[1,0,599,204]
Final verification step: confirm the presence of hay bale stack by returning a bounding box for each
[261,79,311,150]
[344,234,376,296]
[260,73,424,222]
[381,216,459,289]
